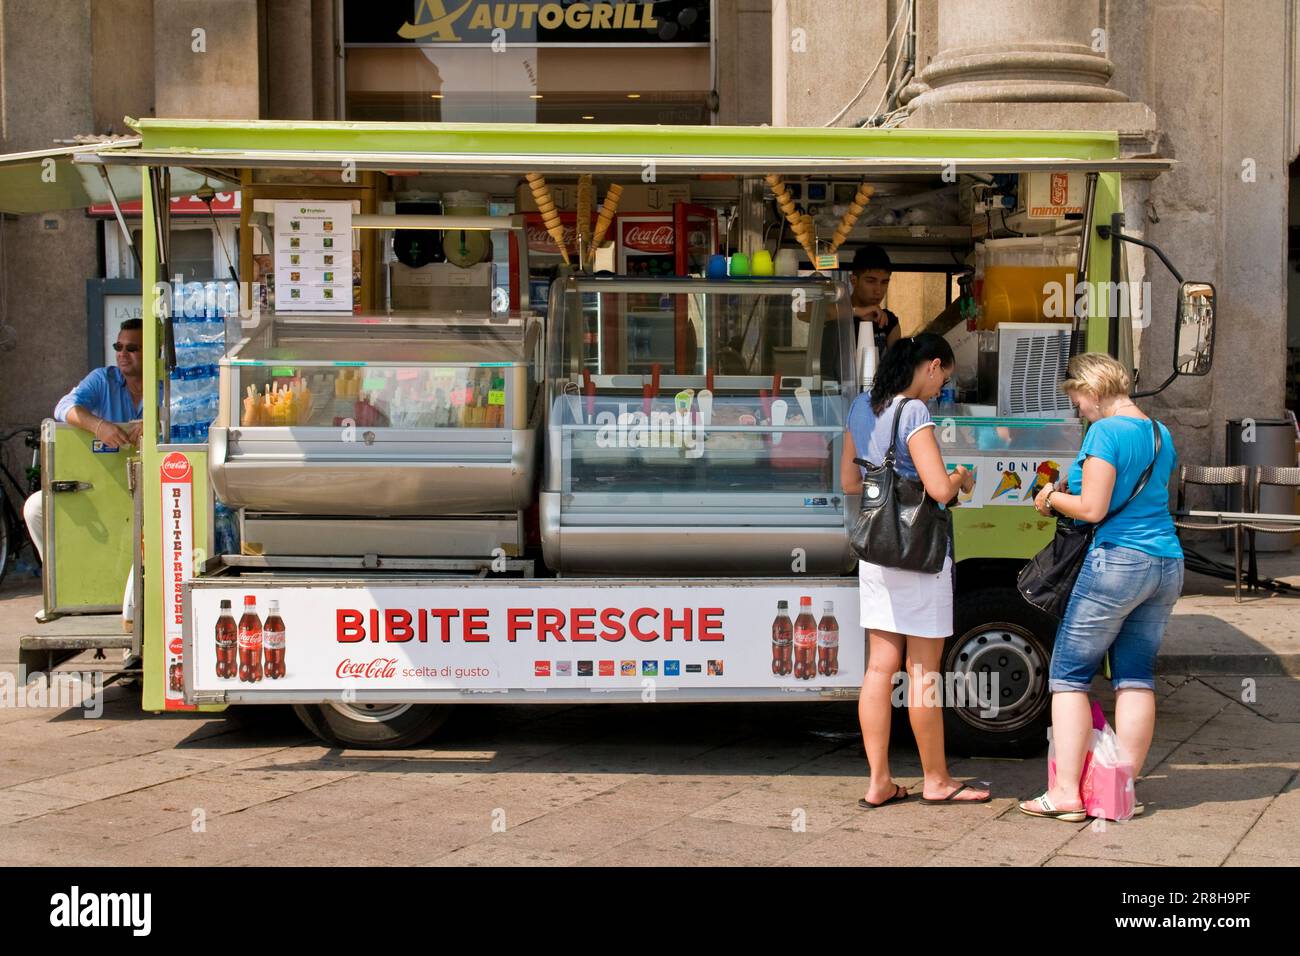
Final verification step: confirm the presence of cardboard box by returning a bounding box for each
[617,183,691,212]
[515,182,576,213]
[390,262,491,311]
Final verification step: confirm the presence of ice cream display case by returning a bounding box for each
[208,311,543,518]
[540,274,857,575]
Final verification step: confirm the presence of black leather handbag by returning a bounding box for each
[1018,419,1161,619]
[849,398,952,574]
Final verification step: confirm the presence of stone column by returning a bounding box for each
[907,0,1125,106]
[905,0,1158,156]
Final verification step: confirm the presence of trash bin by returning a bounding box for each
[1225,418,1299,551]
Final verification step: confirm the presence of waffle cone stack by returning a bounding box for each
[586,183,623,270]
[576,174,594,263]
[766,174,817,262]
[830,182,875,253]
[525,172,570,264]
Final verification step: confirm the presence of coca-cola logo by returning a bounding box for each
[525,217,576,253]
[161,452,191,482]
[168,638,183,654]
[336,658,399,679]
[622,223,675,253]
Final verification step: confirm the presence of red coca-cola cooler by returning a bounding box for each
[617,203,717,277]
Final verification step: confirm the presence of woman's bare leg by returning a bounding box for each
[906,635,990,801]
[1041,690,1090,810]
[860,629,905,803]
[1113,687,1157,774]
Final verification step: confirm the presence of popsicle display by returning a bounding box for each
[241,379,314,426]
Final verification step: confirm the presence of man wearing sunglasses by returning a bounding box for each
[22,318,145,569]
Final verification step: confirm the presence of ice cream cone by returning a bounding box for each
[993,470,1023,500]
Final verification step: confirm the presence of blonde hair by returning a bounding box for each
[1061,352,1131,399]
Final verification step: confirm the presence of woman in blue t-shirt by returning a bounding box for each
[841,334,987,809]
[1019,353,1183,822]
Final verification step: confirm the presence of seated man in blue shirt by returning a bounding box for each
[23,318,145,567]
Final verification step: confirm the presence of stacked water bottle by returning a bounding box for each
[169,281,236,444]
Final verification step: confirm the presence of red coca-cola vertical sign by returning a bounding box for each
[160,452,195,710]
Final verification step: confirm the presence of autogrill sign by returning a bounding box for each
[343,0,711,45]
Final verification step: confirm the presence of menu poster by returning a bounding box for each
[274,201,353,312]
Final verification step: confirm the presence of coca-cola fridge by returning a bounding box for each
[616,205,717,277]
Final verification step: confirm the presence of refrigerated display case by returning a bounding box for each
[540,274,856,575]
[208,310,543,521]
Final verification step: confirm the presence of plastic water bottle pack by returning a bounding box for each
[169,281,228,443]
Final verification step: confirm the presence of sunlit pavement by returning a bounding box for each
[1,575,1296,866]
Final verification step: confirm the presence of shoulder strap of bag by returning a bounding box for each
[884,396,912,465]
[1099,419,1161,527]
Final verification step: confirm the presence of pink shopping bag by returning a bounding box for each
[1047,701,1136,821]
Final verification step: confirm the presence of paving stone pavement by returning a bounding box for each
[1,578,1296,866]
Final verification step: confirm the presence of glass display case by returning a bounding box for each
[540,275,857,575]
[935,415,1085,509]
[209,311,542,517]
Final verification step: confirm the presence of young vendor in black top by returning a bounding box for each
[818,243,901,380]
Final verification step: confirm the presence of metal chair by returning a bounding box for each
[1173,465,1251,601]
[1241,466,1300,588]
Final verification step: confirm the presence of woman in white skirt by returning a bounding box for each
[840,333,990,808]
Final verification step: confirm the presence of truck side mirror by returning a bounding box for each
[1175,281,1215,377]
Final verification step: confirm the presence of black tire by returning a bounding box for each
[292,702,451,749]
[941,586,1057,758]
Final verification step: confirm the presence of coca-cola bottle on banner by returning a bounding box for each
[263,599,285,679]
[817,600,839,676]
[771,600,792,676]
[215,599,237,679]
[793,596,817,680]
[238,595,263,683]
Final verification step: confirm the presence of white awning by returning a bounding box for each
[0,139,233,215]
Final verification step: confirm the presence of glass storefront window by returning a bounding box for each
[342,1,713,124]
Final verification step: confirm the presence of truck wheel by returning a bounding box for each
[292,702,451,749]
[941,587,1056,758]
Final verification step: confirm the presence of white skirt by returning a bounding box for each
[859,555,953,638]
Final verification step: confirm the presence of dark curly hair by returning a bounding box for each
[870,332,955,414]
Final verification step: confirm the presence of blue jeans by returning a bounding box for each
[1049,544,1184,693]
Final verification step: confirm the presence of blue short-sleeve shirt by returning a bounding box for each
[1067,416,1182,559]
[53,366,143,424]
[847,393,934,481]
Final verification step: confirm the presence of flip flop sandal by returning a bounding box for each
[1018,794,1086,822]
[858,784,908,810]
[922,782,992,805]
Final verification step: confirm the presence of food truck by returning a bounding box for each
[16,119,1215,755]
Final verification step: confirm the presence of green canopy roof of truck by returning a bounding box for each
[67,119,1173,177]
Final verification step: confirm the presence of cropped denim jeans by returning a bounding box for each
[1049,543,1184,693]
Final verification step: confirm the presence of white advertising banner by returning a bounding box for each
[273,200,353,311]
[947,454,1070,508]
[188,583,862,693]
[161,452,195,711]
